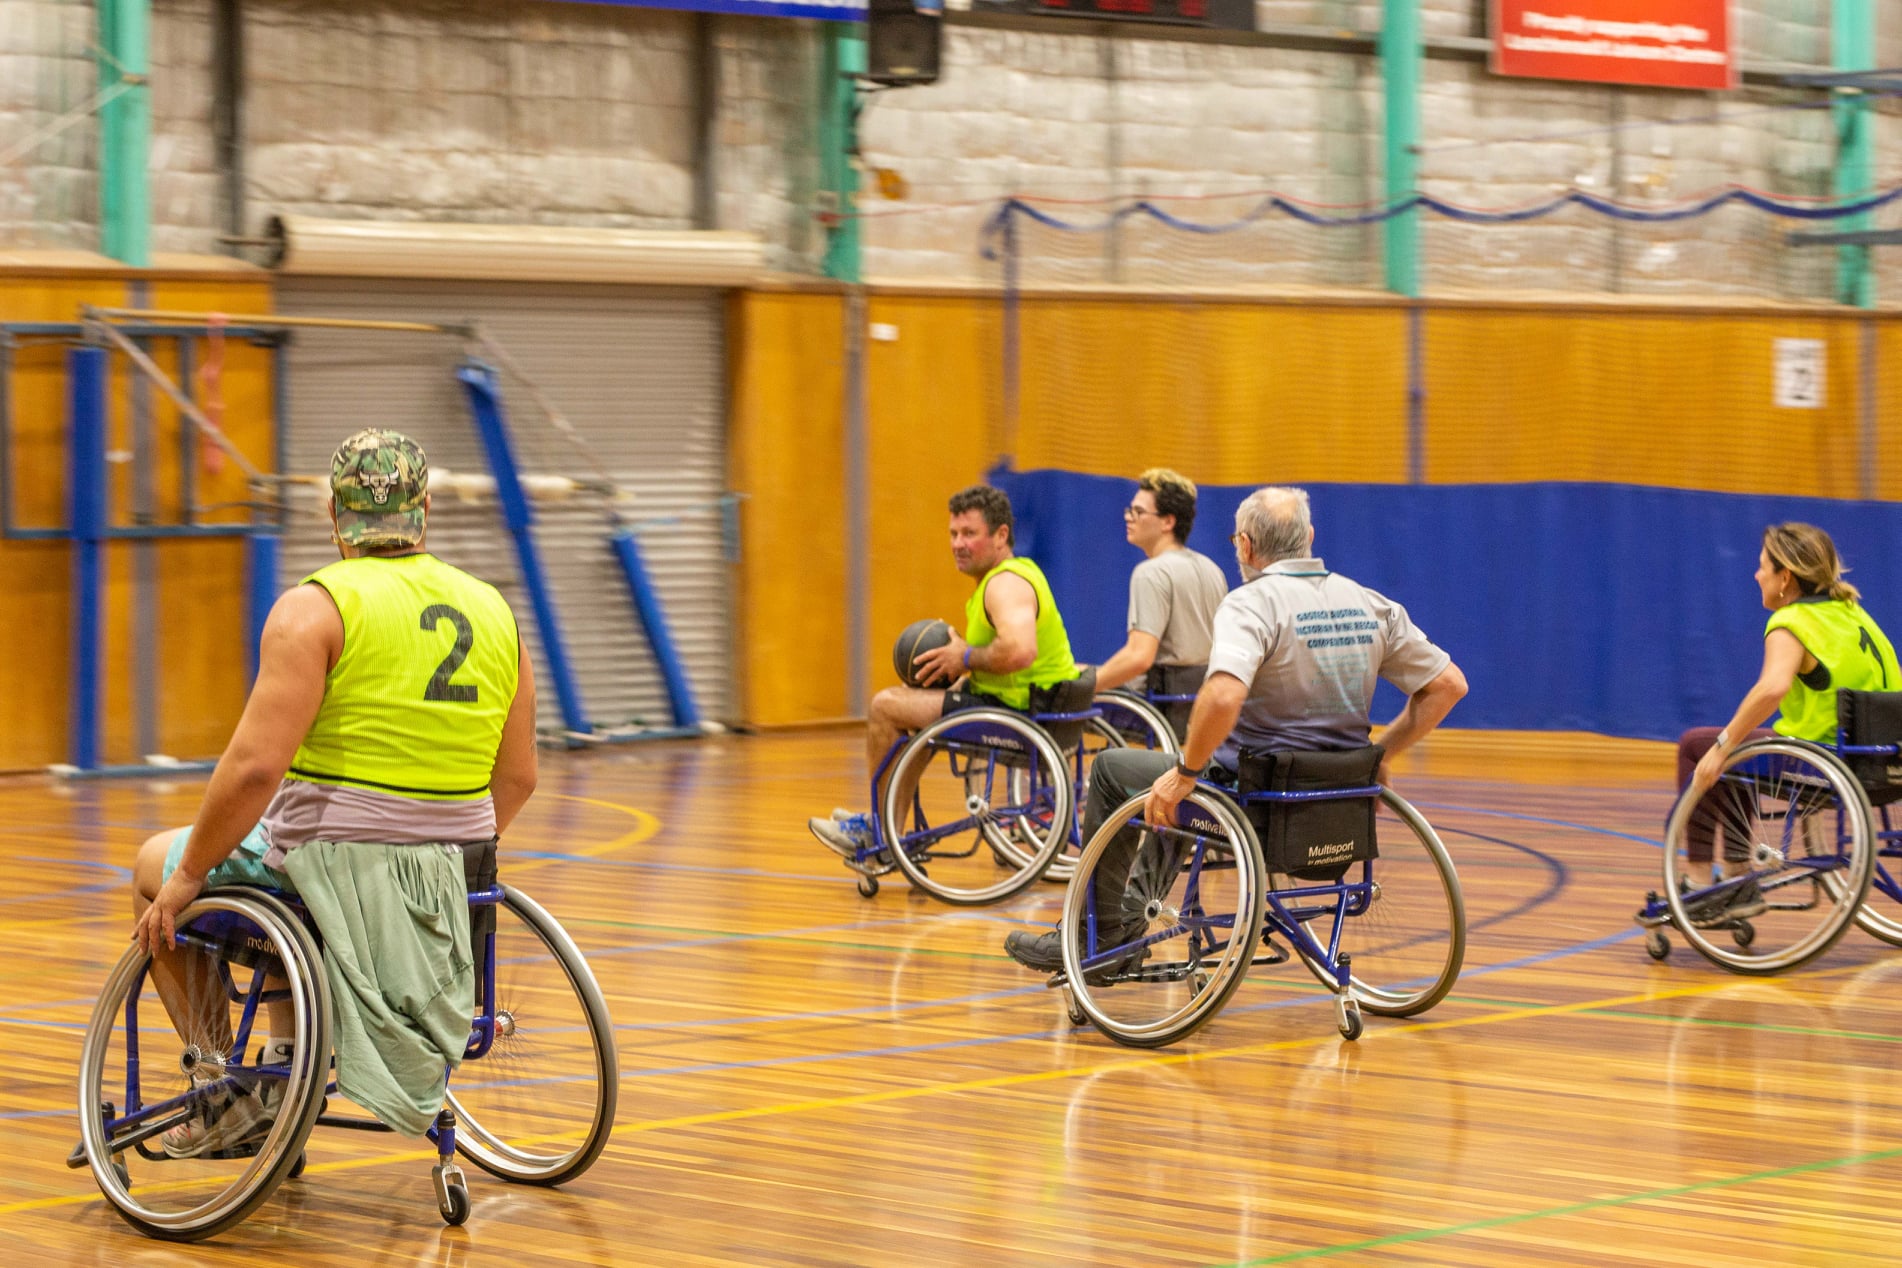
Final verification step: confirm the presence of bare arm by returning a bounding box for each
[1378,662,1469,780]
[1141,671,1247,826]
[1094,631,1161,693]
[1688,630,1806,797]
[490,633,539,835]
[135,584,338,952]
[967,571,1040,675]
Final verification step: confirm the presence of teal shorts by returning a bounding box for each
[164,825,296,893]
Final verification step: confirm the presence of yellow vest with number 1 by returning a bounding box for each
[290,554,520,800]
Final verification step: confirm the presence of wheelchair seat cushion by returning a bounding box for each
[1236,745,1384,880]
[1839,690,1902,794]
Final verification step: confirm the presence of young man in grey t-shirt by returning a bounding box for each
[1005,485,1468,973]
[1094,469,1230,737]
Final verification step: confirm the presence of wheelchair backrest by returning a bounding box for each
[1030,667,1098,750]
[1236,745,1384,880]
[1839,689,1902,788]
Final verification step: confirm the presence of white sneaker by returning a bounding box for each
[160,1040,289,1160]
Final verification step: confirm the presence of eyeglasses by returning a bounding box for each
[1123,505,1158,521]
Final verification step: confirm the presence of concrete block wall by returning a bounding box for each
[152,0,220,254]
[0,0,96,249]
[712,16,823,275]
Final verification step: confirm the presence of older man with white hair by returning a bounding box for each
[1004,485,1468,973]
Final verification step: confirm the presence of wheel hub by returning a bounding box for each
[179,1044,225,1079]
[495,1009,517,1038]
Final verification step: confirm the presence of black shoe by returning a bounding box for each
[1004,927,1149,981]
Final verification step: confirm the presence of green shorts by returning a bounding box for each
[164,825,296,893]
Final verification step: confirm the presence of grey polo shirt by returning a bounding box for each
[1207,557,1452,763]
[1127,546,1230,666]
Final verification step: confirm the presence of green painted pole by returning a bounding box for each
[819,23,865,285]
[98,0,152,267]
[1380,0,1422,297]
[1831,0,1874,308]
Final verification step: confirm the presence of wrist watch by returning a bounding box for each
[1173,758,1204,780]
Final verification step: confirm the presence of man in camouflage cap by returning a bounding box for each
[331,428,429,549]
[131,427,537,1156]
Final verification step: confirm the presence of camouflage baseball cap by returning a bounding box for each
[331,429,428,547]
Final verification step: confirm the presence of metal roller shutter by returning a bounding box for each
[276,277,730,733]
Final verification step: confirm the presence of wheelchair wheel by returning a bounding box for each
[447,886,618,1186]
[76,889,331,1242]
[984,715,1128,885]
[1848,804,1902,947]
[1286,789,1465,1017]
[1062,791,1266,1049]
[881,708,1075,905]
[1663,739,1876,974]
[1095,691,1181,757]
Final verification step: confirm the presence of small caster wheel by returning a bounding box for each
[112,1160,130,1189]
[1336,995,1363,1041]
[1731,920,1756,949]
[856,875,879,898]
[1645,930,1671,961]
[1061,986,1086,1027]
[1190,971,1211,998]
[433,1163,470,1227]
[288,1150,307,1179]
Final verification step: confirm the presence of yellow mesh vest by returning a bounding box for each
[964,557,1078,710]
[290,554,519,799]
[1766,597,1900,742]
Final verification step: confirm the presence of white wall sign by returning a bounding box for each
[1773,338,1826,410]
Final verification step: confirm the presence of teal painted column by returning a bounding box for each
[1379,0,1422,297]
[1831,0,1874,308]
[98,0,152,267]
[819,24,865,284]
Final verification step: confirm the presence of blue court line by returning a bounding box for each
[509,849,861,886]
[574,913,944,960]
[0,1108,74,1122]
[1413,801,1665,848]
[612,985,1045,1033]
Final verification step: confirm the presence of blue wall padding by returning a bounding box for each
[988,466,1902,742]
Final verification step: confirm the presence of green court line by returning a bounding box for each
[1219,1144,1902,1265]
[1585,1006,1902,1044]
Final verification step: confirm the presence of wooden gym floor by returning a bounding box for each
[4,730,1902,1265]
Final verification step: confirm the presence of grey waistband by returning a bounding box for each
[259,778,497,868]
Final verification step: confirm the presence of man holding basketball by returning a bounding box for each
[809,484,1081,870]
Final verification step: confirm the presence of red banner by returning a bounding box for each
[1492,0,1735,91]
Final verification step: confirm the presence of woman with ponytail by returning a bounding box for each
[1676,524,1900,907]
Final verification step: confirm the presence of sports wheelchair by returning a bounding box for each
[1638,689,1902,974]
[848,672,1181,905]
[1048,746,1465,1047]
[71,850,617,1242]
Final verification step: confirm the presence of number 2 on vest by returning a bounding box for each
[420,604,479,702]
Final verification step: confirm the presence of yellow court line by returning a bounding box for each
[0,967,1841,1219]
[502,793,660,873]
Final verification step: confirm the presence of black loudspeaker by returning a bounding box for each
[865,0,941,87]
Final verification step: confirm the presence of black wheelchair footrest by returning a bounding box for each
[65,1140,86,1170]
[1252,940,1289,967]
[318,1112,395,1133]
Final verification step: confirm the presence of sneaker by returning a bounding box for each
[808,814,890,875]
[160,1041,290,1159]
[1003,927,1149,981]
[1685,875,1766,927]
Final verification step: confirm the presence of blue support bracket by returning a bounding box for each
[245,529,279,683]
[454,360,591,738]
[609,527,702,729]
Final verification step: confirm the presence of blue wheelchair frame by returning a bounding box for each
[1072,780,1384,999]
[1636,729,1898,939]
[80,884,505,1175]
[846,706,1106,887]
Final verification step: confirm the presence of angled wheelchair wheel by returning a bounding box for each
[986,715,1129,885]
[447,887,618,1186]
[1849,802,1902,947]
[1062,791,1266,1049]
[76,889,331,1242]
[881,708,1075,905]
[1663,740,1876,975]
[1095,690,1181,757]
[1285,789,1465,1018]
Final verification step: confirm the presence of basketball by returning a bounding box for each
[892,618,954,687]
